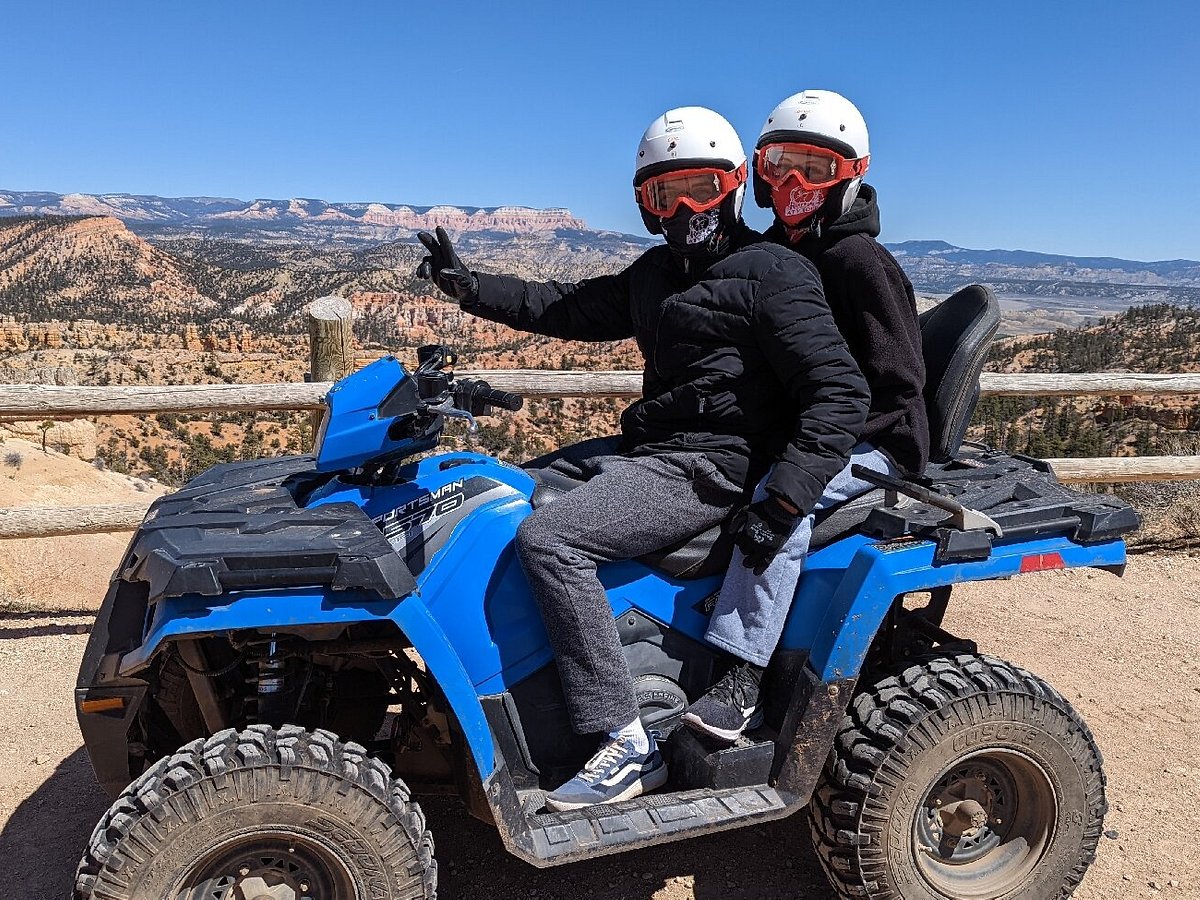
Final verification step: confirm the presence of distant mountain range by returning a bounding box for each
[0,189,644,248]
[886,240,1200,280]
[3,188,1199,329]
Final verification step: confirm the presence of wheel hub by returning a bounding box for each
[175,835,352,900]
[938,798,989,839]
[912,748,1058,899]
[917,759,1013,865]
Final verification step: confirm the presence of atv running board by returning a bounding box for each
[480,655,853,867]
[488,774,795,866]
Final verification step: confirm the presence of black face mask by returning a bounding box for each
[660,192,740,259]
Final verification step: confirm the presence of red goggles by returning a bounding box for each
[755,143,869,191]
[635,163,747,217]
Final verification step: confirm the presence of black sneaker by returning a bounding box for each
[682,663,764,741]
[544,735,668,812]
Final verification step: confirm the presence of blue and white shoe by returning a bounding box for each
[544,736,668,812]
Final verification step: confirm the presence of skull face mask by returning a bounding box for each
[659,192,739,258]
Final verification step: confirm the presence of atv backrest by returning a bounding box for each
[919,284,1001,462]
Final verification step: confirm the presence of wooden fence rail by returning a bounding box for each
[5,371,1200,421]
[0,503,151,539]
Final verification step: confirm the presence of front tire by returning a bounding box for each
[810,653,1105,900]
[75,724,436,900]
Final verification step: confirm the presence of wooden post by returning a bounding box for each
[305,295,355,447]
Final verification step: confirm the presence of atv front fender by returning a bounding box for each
[114,588,497,779]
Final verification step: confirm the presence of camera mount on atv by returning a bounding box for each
[414,345,457,400]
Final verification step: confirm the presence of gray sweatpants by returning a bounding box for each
[518,437,743,734]
[705,444,895,666]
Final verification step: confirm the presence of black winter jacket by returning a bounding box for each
[464,225,870,517]
[767,185,930,474]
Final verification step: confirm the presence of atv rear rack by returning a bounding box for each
[855,448,1140,563]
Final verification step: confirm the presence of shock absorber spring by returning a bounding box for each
[253,638,289,726]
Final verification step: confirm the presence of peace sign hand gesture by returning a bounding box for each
[416,226,479,304]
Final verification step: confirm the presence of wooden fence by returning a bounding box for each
[3,298,1200,539]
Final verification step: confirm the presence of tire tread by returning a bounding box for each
[75,726,437,899]
[809,652,1106,900]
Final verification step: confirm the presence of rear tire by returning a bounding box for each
[810,653,1105,900]
[75,724,436,899]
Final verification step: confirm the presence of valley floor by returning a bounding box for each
[1,554,1196,899]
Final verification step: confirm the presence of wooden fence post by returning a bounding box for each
[305,296,355,446]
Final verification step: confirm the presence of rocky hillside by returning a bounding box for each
[0,216,215,323]
[9,188,1200,328]
[972,303,1200,459]
[0,214,645,332]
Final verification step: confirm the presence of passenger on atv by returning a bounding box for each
[416,105,870,811]
[686,90,930,742]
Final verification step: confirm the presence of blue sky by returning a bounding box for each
[2,1,1196,261]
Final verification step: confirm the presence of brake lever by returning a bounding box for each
[429,398,478,434]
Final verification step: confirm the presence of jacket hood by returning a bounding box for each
[823,183,880,239]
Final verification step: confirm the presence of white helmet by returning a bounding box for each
[754,90,870,224]
[633,106,747,246]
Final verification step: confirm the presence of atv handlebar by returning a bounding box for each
[411,345,524,417]
[454,378,525,414]
[478,385,524,412]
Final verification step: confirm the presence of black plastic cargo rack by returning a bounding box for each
[120,456,415,602]
[856,447,1140,562]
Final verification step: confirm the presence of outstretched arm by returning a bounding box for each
[468,268,636,341]
[417,227,635,342]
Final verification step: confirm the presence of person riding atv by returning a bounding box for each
[688,89,931,744]
[417,105,869,810]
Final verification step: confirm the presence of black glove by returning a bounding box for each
[416,226,479,304]
[732,496,798,575]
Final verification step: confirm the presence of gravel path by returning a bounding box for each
[2,555,1197,899]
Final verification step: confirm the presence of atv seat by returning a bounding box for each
[919,284,1001,462]
[526,284,1001,579]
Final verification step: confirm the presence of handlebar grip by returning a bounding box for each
[454,378,524,414]
[482,387,524,411]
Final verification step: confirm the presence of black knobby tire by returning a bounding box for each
[75,724,437,900]
[810,653,1106,900]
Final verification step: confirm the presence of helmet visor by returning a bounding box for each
[636,164,746,217]
[756,143,869,190]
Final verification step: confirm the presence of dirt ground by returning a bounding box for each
[1,549,1197,899]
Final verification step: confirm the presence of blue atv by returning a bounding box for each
[74,286,1138,900]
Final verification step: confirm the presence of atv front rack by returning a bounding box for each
[122,456,415,602]
[855,448,1140,563]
